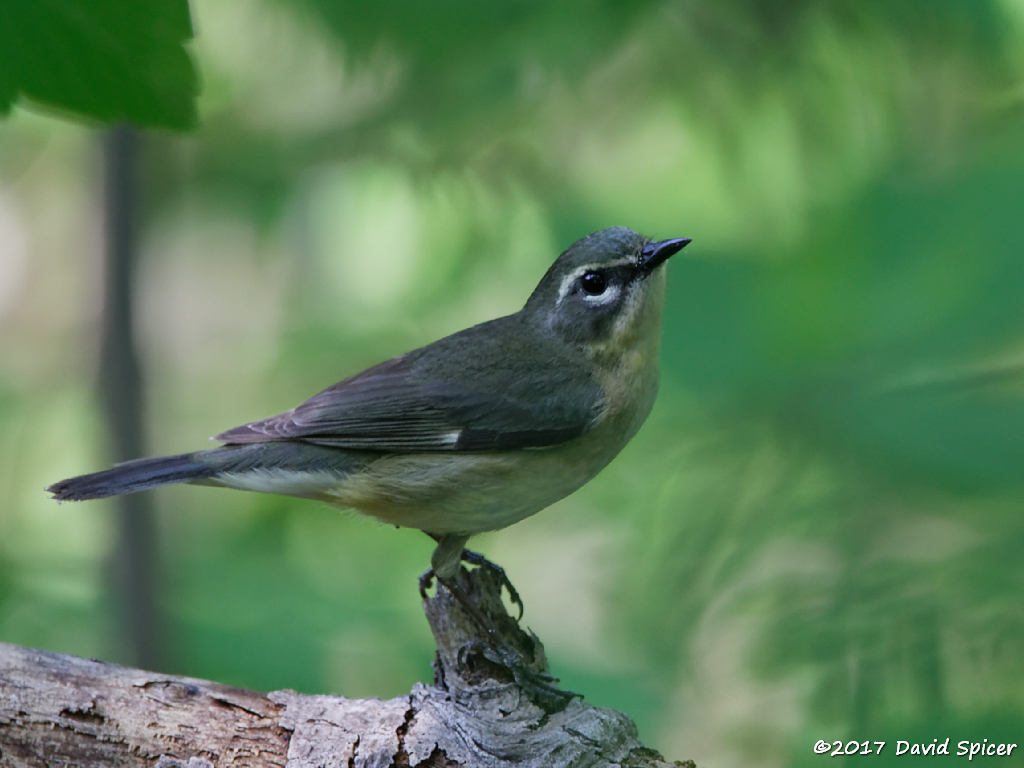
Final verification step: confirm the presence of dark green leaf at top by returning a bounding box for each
[0,0,198,129]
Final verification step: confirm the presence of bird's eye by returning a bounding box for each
[580,271,607,296]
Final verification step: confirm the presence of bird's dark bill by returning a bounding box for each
[640,237,691,271]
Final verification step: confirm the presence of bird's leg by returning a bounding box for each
[419,533,468,599]
[420,534,503,645]
[417,534,523,618]
[459,548,523,620]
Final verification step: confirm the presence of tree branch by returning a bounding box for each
[0,567,693,768]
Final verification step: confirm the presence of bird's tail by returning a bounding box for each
[46,453,217,501]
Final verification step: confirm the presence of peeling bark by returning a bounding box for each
[0,568,694,768]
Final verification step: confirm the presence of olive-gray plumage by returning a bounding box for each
[47,227,690,578]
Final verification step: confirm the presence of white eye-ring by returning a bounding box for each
[556,261,632,306]
[580,274,621,305]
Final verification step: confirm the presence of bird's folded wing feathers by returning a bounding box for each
[215,353,603,452]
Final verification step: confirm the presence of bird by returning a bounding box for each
[47,226,689,700]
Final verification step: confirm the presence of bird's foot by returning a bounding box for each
[418,567,436,600]
[459,548,524,620]
[418,550,524,620]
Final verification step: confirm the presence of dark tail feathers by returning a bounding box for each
[46,453,217,501]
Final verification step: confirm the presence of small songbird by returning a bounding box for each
[48,227,689,594]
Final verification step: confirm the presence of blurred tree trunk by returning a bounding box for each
[100,124,160,670]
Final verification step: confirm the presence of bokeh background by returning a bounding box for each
[3,1,1024,764]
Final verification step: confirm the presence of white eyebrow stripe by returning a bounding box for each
[555,258,638,304]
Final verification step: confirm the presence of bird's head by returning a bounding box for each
[523,227,690,355]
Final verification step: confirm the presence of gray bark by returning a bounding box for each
[0,567,693,768]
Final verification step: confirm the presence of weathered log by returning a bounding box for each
[0,567,693,768]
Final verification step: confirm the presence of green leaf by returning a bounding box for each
[0,0,198,129]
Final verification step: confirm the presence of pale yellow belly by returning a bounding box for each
[314,444,593,534]
[310,414,637,535]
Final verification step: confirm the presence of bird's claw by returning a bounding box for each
[460,548,524,620]
[419,567,435,599]
[422,550,524,621]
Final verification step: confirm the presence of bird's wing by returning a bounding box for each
[215,351,603,452]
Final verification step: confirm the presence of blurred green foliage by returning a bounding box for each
[2,0,1024,765]
[0,0,198,128]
